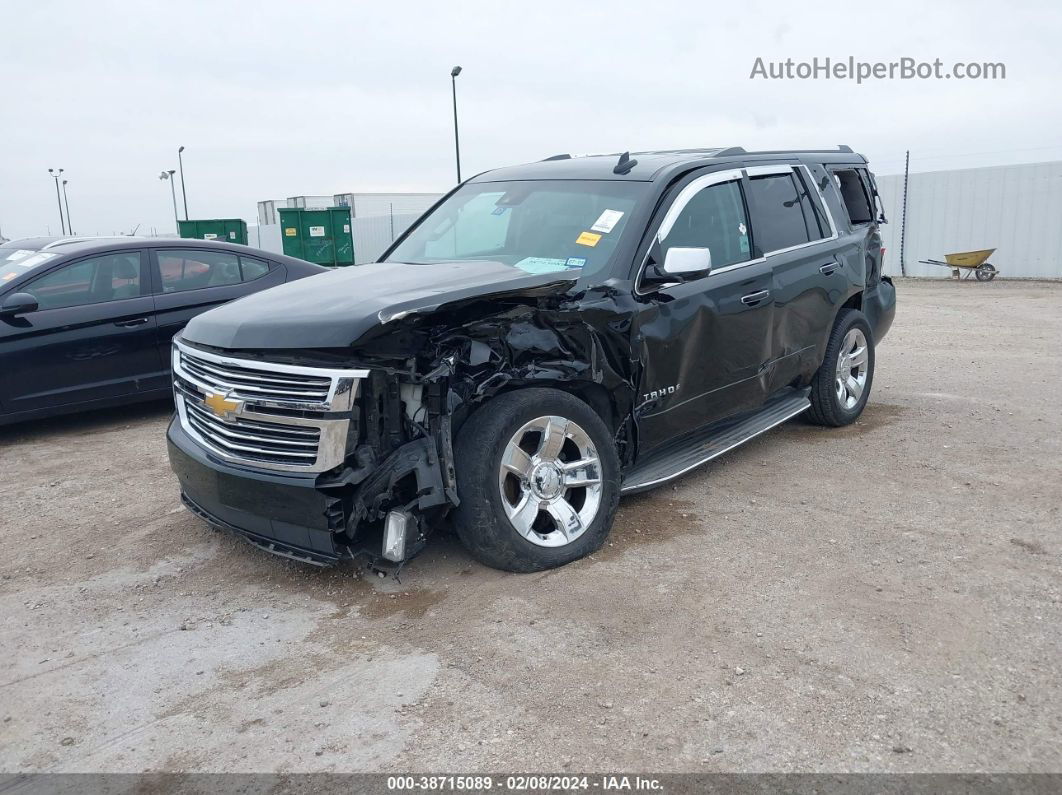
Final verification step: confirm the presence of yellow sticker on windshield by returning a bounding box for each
[575,231,601,247]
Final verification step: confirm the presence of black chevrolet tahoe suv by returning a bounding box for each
[167,146,895,572]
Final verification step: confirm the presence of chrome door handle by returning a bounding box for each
[114,317,149,327]
[740,290,770,306]
[820,262,840,275]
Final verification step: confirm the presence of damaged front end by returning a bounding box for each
[166,335,459,568]
[166,264,638,569]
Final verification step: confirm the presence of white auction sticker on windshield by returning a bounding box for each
[591,209,624,234]
[15,253,58,269]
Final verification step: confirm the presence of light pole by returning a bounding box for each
[177,145,189,220]
[159,170,179,231]
[450,65,462,183]
[62,180,73,235]
[48,168,66,235]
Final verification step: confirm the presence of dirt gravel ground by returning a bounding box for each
[0,279,1059,774]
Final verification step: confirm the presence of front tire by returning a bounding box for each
[806,309,875,427]
[452,388,620,572]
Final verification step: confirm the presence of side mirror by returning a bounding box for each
[662,246,712,280]
[0,292,38,318]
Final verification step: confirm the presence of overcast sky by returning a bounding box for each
[2,0,1060,239]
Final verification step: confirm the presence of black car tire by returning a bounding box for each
[452,388,620,573]
[806,308,876,427]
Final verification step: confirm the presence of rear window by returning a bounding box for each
[833,169,874,225]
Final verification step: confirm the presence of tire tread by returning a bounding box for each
[452,388,620,573]
[806,308,875,427]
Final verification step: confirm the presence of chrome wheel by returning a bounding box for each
[835,328,869,410]
[497,415,603,548]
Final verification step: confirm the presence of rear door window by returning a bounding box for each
[157,249,242,293]
[793,169,829,241]
[746,173,812,253]
[23,252,143,310]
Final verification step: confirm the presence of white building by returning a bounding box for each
[876,160,1062,279]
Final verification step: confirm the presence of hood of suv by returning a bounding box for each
[181,259,579,350]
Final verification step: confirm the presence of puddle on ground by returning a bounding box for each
[358,587,447,620]
[780,402,908,443]
[591,495,700,561]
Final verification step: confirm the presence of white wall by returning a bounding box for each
[876,160,1062,279]
[246,223,284,256]
[353,212,424,264]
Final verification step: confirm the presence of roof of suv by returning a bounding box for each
[473,146,868,183]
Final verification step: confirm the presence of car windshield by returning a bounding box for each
[384,180,648,280]
[0,247,59,284]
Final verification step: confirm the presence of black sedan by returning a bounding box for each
[0,236,326,425]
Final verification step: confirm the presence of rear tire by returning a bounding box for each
[806,309,875,427]
[452,388,620,572]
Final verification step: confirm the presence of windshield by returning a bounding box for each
[384,180,648,280]
[1,247,59,284]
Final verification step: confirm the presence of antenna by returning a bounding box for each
[614,151,638,175]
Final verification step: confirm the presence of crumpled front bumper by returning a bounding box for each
[167,416,346,565]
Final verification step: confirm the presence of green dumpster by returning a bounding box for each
[177,218,248,245]
[277,207,354,267]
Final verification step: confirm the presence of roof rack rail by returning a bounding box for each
[716,145,854,156]
[40,235,132,249]
[541,153,572,161]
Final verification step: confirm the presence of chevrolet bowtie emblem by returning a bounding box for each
[204,391,241,421]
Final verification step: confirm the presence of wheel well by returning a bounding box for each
[840,290,863,314]
[492,381,618,432]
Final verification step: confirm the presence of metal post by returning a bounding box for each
[178,146,189,219]
[169,180,178,228]
[48,168,66,235]
[450,66,463,183]
[62,180,73,235]
[899,150,910,277]
[161,169,179,231]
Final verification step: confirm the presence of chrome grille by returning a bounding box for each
[179,352,332,403]
[172,339,369,473]
[183,391,322,466]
